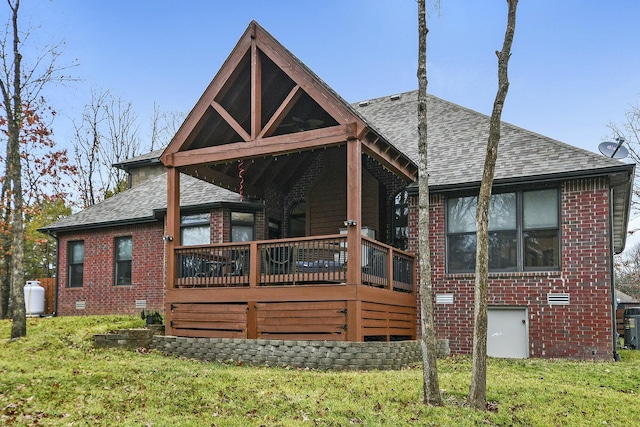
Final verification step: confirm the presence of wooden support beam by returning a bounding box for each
[166,168,181,289]
[346,138,362,286]
[251,39,261,139]
[361,144,417,182]
[211,100,251,142]
[258,85,302,139]
[254,26,363,134]
[163,35,252,157]
[167,124,356,167]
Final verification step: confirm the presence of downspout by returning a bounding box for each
[47,231,60,317]
[54,235,60,316]
[609,188,620,361]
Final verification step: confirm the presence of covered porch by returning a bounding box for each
[160,22,419,342]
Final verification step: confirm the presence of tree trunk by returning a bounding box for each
[418,0,442,406]
[468,0,519,409]
[0,0,27,338]
[0,180,11,319]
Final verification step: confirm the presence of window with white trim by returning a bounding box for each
[180,213,210,246]
[231,211,255,242]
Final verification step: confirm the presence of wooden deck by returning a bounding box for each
[165,235,416,341]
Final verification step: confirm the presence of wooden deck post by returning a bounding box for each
[166,167,180,290]
[249,241,259,288]
[346,138,362,286]
[247,302,257,339]
[387,248,395,291]
[347,300,363,341]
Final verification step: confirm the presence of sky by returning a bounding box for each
[13,0,637,150]
[6,0,640,247]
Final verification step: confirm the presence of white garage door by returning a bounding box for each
[487,308,528,358]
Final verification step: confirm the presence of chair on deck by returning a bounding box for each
[226,251,247,277]
[262,246,294,275]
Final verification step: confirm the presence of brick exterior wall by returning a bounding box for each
[57,223,166,316]
[409,177,614,360]
[56,206,267,317]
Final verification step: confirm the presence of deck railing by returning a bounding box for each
[173,235,414,292]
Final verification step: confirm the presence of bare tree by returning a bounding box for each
[150,102,185,151]
[417,0,442,406]
[609,100,640,210]
[468,0,519,409]
[0,0,74,337]
[71,90,107,207]
[72,90,143,207]
[615,241,640,300]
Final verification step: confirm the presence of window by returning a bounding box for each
[231,212,255,242]
[68,241,84,287]
[268,219,282,239]
[114,237,132,286]
[289,202,306,238]
[393,190,409,250]
[180,213,210,245]
[446,188,559,273]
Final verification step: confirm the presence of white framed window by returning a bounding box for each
[231,212,255,242]
[180,213,210,246]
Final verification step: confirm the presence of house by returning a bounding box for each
[42,21,634,360]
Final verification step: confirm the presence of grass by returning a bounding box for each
[0,316,639,426]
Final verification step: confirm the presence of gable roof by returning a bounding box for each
[160,21,417,199]
[113,147,164,172]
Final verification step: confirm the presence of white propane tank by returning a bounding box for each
[24,280,45,316]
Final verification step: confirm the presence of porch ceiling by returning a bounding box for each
[180,149,322,199]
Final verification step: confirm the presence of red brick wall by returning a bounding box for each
[412,178,614,360]
[56,206,267,316]
[57,223,165,316]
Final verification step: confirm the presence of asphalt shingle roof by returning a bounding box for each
[353,90,626,189]
[44,172,240,232]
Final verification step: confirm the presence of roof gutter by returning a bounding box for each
[38,217,160,237]
[422,164,634,194]
[39,200,265,235]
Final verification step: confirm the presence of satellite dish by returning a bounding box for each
[598,140,628,159]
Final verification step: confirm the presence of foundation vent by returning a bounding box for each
[547,293,570,305]
[436,294,454,304]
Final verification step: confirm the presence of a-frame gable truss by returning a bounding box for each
[162,21,361,168]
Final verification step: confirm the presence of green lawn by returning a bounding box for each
[1,316,639,426]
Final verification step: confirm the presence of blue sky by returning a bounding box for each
[11,0,640,156]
